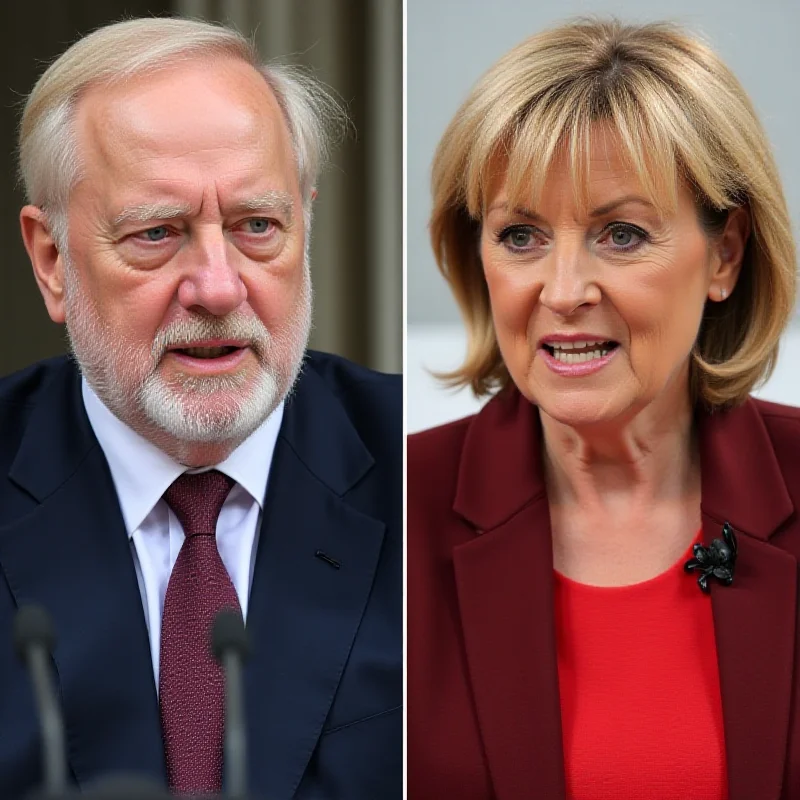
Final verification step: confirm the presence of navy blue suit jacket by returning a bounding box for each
[0,351,402,799]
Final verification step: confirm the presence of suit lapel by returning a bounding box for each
[699,401,797,800]
[452,390,566,800]
[707,522,796,800]
[454,495,565,800]
[244,365,386,800]
[0,361,164,787]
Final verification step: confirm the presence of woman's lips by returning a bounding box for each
[539,344,618,377]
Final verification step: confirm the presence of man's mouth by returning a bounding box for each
[175,345,243,359]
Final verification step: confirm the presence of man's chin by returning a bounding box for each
[138,371,281,444]
[163,374,251,397]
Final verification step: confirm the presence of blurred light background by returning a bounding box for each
[1,0,401,376]
[408,0,800,433]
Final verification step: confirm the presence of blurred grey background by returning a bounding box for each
[408,0,800,326]
[1,0,401,376]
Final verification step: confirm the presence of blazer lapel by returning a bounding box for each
[244,365,386,800]
[452,390,566,800]
[699,400,797,800]
[0,361,164,787]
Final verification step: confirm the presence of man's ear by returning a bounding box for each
[708,206,750,303]
[20,205,67,323]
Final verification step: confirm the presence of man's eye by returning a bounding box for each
[244,218,272,234]
[144,226,169,242]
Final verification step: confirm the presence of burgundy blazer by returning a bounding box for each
[408,387,800,800]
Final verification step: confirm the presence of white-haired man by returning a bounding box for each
[0,18,400,800]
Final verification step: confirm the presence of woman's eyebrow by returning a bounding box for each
[485,202,539,220]
[485,196,656,220]
[588,195,656,217]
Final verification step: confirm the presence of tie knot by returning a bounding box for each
[164,470,235,537]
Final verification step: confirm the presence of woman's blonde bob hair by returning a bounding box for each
[431,18,796,408]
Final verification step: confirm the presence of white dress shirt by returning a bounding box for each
[81,379,283,688]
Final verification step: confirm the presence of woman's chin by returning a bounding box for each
[534,392,634,431]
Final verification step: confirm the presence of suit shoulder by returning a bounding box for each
[0,357,74,472]
[748,398,800,552]
[303,349,401,443]
[304,349,400,408]
[752,397,800,425]
[752,397,800,454]
[305,349,400,391]
[408,414,475,511]
[408,415,474,469]
[751,396,800,499]
[0,356,72,415]
[753,399,800,494]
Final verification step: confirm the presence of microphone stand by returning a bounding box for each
[211,610,250,800]
[13,606,68,798]
[15,605,256,800]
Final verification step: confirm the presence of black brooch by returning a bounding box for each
[683,522,738,594]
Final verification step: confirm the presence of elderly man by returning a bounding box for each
[0,17,400,800]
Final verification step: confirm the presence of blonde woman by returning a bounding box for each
[408,18,799,800]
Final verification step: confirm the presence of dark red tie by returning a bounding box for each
[159,470,240,795]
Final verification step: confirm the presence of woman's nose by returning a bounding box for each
[538,242,600,315]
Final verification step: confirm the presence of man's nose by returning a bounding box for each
[538,239,600,316]
[176,229,247,316]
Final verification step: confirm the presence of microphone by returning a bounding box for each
[14,606,173,800]
[76,610,253,800]
[14,605,255,800]
[14,605,68,797]
[684,521,738,593]
[212,609,250,800]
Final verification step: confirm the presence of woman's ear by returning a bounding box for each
[708,206,750,303]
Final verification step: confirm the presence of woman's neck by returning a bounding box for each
[542,398,698,507]
[542,388,702,585]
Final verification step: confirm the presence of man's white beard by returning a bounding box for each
[136,329,283,444]
[63,256,312,445]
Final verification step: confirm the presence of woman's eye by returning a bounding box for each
[611,228,633,246]
[244,218,272,234]
[144,226,169,242]
[605,224,647,250]
[499,225,537,250]
[510,229,531,248]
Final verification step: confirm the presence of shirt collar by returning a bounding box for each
[82,378,284,538]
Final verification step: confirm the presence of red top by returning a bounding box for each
[554,534,728,800]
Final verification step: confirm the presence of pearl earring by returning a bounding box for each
[720,287,727,300]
